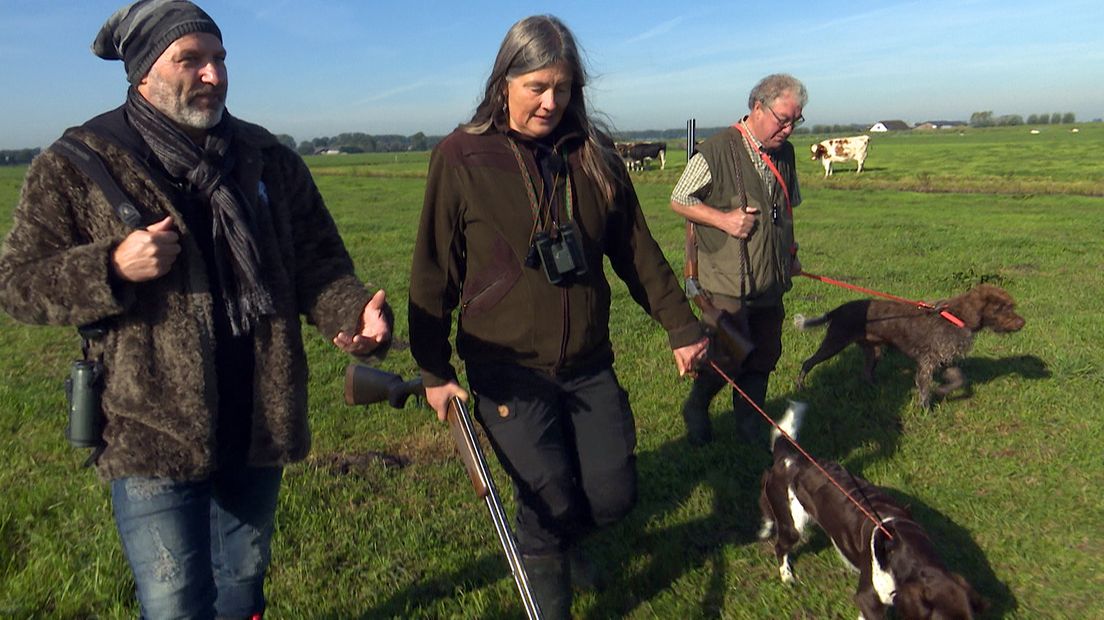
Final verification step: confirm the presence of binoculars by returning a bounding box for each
[529,222,587,285]
[65,359,105,448]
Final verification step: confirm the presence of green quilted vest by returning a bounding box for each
[692,126,796,306]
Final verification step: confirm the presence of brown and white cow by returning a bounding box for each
[616,141,666,171]
[810,135,869,177]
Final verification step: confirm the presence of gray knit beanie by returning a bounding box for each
[92,0,222,85]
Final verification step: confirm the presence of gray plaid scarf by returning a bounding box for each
[126,87,274,336]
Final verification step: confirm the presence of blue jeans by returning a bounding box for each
[111,466,282,619]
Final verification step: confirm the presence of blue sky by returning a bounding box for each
[2,0,1102,149]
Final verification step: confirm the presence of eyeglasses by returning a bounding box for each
[765,104,804,130]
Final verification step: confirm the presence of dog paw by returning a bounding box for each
[793,314,807,330]
[779,563,796,584]
[757,520,775,540]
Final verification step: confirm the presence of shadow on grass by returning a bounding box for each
[580,396,784,618]
[333,552,516,619]
[790,350,1050,465]
[885,487,1019,618]
[948,354,1052,402]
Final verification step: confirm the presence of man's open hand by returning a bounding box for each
[333,289,391,355]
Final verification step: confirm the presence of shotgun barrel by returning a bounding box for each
[445,395,541,619]
[344,365,542,619]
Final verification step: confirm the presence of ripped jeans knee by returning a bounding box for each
[111,467,282,619]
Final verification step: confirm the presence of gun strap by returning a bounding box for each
[51,133,144,229]
[727,134,752,300]
[51,132,145,341]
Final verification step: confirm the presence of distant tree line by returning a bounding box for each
[1025,112,1076,125]
[293,132,443,155]
[1,148,41,166]
[805,124,868,135]
[970,111,1076,127]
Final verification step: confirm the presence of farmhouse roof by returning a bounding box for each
[873,120,911,131]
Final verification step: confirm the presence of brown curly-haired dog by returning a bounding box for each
[794,284,1025,408]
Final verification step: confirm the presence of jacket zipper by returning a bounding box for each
[554,287,569,374]
[460,276,502,316]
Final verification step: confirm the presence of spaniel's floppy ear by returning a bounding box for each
[946,287,985,330]
[892,580,930,618]
[954,572,990,615]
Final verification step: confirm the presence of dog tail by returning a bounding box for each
[770,400,807,454]
[793,312,829,331]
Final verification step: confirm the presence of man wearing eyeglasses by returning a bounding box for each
[670,73,806,447]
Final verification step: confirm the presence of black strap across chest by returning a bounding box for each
[51,133,144,230]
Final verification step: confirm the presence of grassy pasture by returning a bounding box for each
[1,124,1102,618]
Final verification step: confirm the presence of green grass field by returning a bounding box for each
[1,124,1102,618]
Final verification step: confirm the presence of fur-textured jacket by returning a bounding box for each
[0,107,373,481]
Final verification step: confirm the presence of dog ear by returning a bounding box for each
[953,572,990,614]
[892,580,928,617]
[873,525,897,565]
[949,288,985,330]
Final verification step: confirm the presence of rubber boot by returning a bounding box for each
[681,371,725,446]
[523,552,572,620]
[732,371,770,446]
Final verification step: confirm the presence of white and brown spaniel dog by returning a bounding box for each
[757,403,987,619]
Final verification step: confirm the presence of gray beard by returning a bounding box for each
[170,102,224,131]
[143,73,226,132]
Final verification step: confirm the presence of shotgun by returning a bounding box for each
[683,119,755,366]
[344,365,542,620]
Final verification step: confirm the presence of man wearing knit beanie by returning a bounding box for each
[94,0,228,141]
[92,0,223,86]
[0,1,393,618]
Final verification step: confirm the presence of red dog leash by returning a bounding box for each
[709,360,894,540]
[799,271,965,328]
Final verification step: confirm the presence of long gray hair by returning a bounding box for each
[463,15,620,203]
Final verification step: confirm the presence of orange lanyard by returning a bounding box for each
[733,123,791,215]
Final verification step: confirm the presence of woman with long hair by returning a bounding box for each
[409,15,706,617]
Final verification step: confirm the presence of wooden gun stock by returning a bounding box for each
[683,224,755,366]
[445,397,490,499]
